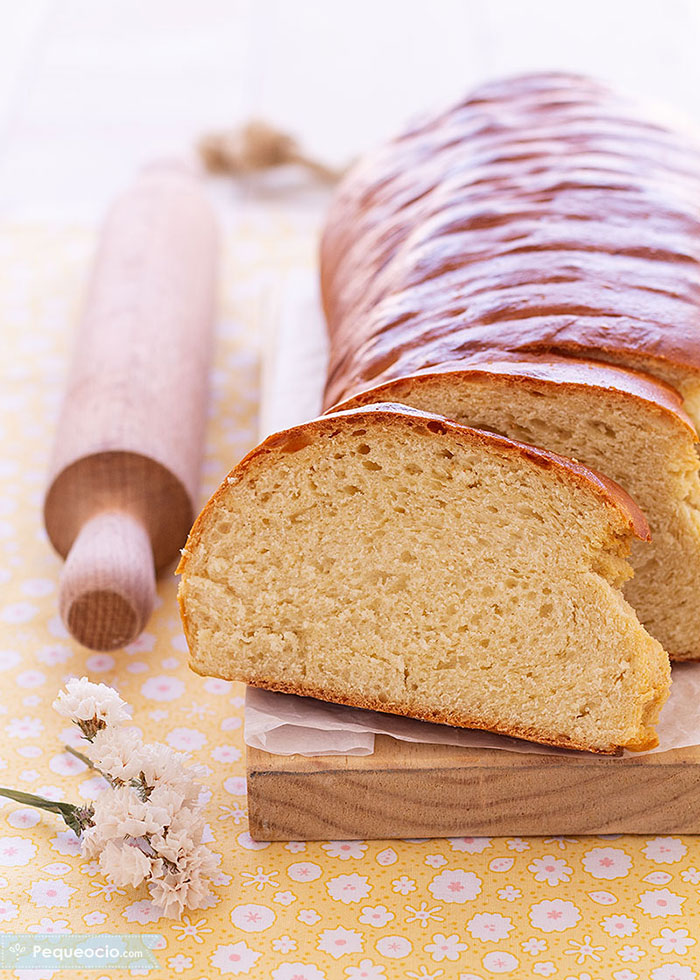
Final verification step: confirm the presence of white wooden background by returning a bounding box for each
[1,0,699,222]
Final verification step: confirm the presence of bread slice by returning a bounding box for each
[331,356,700,661]
[177,403,670,755]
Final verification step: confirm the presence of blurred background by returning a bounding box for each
[1,0,700,222]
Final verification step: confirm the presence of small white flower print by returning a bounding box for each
[221,716,242,731]
[428,869,481,903]
[327,873,371,904]
[322,840,368,860]
[612,970,639,980]
[652,928,696,955]
[229,903,275,932]
[529,899,582,932]
[166,727,207,751]
[5,716,43,739]
[522,938,547,955]
[37,644,72,665]
[482,950,520,973]
[497,885,521,902]
[424,854,447,868]
[642,837,688,864]
[359,904,395,926]
[544,836,578,849]
[122,899,166,924]
[0,836,36,865]
[345,960,386,979]
[209,940,262,975]
[171,915,213,944]
[507,838,530,852]
[297,909,321,925]
[224,777,246,796]
[317,925,364,958]
[287,862,322,882]
[218,804,247,824]
[528,856,573,885]
[240,866,279,891]
[271,963,325,980]
[564,934,605,963]
[85,653,115,673]
[27,917,70,934]
[601,914,638,937]
[650,965,697,980]
[211,745,242,763]
[637,888,685,917]
[424,932,468,961]
[532,963,556,977]
[285,841,307,853]
[582,847,632,880]
[0,899,19,921]
[140,675,185,702]
[273,891,296,906]
[448,836,491,853]
[404,902,442,926]
[28,879,76,908]
[272,936,297,953]
[681,866,700,884]
[391,876,416,895]
[467,912,513,942]
[375,935,412,958]
[618,945,646,962]
[83,911,107,925]
[167,953,193,974]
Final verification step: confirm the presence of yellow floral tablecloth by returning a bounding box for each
[1,221,699,980]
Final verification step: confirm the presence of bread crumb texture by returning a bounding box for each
[179,406,670,755]
[335,366,700,660]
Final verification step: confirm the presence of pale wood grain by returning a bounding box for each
[43,162,218,649]
[248,736,700,840]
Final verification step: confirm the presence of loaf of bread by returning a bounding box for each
[178,404,670,755]
[321,72,700,661]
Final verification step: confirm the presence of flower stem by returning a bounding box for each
[64,745,116,786]
[0,786,93,836]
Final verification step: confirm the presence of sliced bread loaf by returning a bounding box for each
[332,356,700,661]
[177,403,670,755]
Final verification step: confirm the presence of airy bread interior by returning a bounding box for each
[334,369,700,661]
[178,405,670,754]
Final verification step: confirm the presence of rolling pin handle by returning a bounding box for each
[59,511,156,651]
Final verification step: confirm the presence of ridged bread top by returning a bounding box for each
[321,72,700,408]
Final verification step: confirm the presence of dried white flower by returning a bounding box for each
[98,839,151,888]
[53,677,130,734]
[137,743,203,805]
[87,727,144,783]
[2,677,221,919]
[90,786,173,842]
[149,843,220,916]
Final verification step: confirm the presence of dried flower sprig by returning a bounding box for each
[0,677,218,917]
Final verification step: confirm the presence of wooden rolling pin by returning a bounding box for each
[43,160,218,651]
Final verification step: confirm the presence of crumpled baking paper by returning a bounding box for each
[245,270,700,759]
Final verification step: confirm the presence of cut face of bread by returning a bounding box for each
[178,404,670,755]
[331,357,700,661]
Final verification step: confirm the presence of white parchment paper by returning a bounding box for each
[247,270,700,758]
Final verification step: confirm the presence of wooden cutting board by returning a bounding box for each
[247,738,700,841]
[245,273,700,842]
